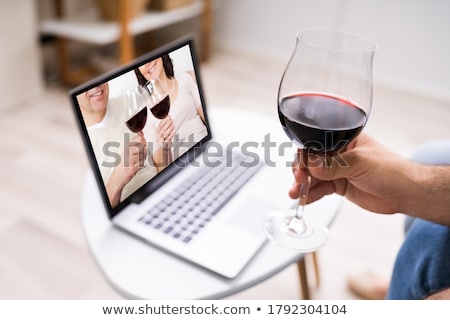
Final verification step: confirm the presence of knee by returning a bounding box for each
[388,219,450,299]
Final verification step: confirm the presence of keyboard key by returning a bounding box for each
[164,226,174,234]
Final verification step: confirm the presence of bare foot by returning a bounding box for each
[347,271,389,300]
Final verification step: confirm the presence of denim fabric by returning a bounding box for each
[387,139,450,299]
[387,218,450,299]
[409,139,450,166]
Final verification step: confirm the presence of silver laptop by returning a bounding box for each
[70,37,292,279]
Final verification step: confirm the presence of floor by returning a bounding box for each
[1,48,449,299]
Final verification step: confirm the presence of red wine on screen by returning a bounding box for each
[150,95,170,119]
[279,93,367,153]
[126,107,147,133]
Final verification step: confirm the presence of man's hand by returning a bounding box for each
[106,132,147,207]
[289,133,450,226]
[289,133,416,215]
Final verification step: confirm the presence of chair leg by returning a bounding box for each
[118,0,135,64]
[200,0,213,61]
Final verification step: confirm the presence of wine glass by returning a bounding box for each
[143,77,171,120]
[123,86,149,167]
[142,77,174,163]
[263,29,376,251]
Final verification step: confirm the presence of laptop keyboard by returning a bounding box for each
[138,152,263,243]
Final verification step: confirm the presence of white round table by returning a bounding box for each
[81,107,342,299]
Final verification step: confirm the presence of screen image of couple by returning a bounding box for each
[76,45,208,208]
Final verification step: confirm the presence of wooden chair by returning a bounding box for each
[41,0,212,86]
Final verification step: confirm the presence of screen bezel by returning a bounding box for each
[69,37,212,218]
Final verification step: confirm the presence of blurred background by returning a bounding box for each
[1,0,449,299]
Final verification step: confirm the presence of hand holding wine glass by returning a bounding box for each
[263,29,376,251]
[290,133,407,214]
[155,116,175,146]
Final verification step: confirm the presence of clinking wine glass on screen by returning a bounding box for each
[144,77,171,120]
[123,86,149,167]
[263,29,376,251]
[143,77,173,163]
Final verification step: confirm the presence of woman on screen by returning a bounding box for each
[135,54,207,159]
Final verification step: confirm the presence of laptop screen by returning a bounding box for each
[70,38,211,217]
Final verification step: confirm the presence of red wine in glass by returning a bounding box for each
[278,92,367,154]
[150,95,170,119]
[126,107,148,132]
[144,78,171,120]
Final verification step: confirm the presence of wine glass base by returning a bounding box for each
[263,209,328,252]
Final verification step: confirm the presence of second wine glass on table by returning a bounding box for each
[123,86,149,167]
[263,29,376,252]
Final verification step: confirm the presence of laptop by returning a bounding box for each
[70,36,293,279]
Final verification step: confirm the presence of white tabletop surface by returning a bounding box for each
[81,107,342,299]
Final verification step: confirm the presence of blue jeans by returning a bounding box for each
[387,140,450,299]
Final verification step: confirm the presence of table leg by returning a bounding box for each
[297,257,311,300]
[297,252,321,299]
[311,251,320,287]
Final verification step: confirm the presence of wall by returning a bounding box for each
[214,0,450,100]
[0,1,44,110]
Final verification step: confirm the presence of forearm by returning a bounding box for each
[402,163,450,227]
[106,170,127,208]
[106,178,124,208]
[197,106,205,123]
[153,147,169,172]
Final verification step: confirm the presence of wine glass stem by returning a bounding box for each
[294,172,311,220]
[295,149,311,220]
[287,150,312,235]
